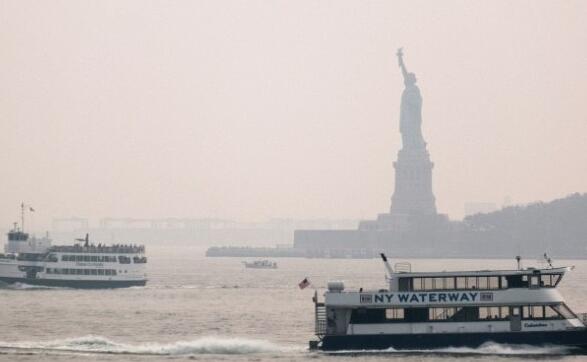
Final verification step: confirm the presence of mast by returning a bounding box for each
[21,202,25,232]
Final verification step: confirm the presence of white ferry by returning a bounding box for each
[310,254,587,351]
[243,260,277,269]
[0,206,147,289]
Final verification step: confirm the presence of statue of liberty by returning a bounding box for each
[397,48,425,149]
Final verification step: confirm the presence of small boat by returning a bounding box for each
[309,253,587,352]
[242,260,277,269]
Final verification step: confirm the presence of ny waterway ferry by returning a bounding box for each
[0,205,147,289]
[310,254,587,352]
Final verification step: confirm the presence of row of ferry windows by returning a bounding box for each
[46,268,117,276]
[402,274,561,291]
[351,304,574,324]
[60,255,147,264]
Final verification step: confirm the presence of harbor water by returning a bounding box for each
[1,242,587,362]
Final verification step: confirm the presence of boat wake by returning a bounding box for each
[327,342,574,356]
[0,282,66,290]
[0,335,293,356]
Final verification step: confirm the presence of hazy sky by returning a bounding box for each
[1,1,586,231]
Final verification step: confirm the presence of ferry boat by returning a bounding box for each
[309,254,587,352]
[0,205,147,289]
[242,260,277,269]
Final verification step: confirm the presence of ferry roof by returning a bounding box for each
[391,266,570,278]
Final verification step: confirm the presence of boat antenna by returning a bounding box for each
[380,253,394,278]
[19,202,35,232]
[75,233,90,247]
[515,255,521,270]
[20,202,25,232]
[543,253,553,268]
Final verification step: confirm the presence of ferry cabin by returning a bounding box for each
[314,266,587,351]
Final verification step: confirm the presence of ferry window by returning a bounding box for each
[399,278,411,291]
[445,277,455,290]
[479,307,501,320]
[466,277,478,289]
[501,276,508,289]
[351,308,386,323]
[84,269,90,275]
[451,307,478,322]
[553,304,575,319]
[506,275,527,288]
[551,274,562,286]
[61,255,68,262]
[83,256,91,262]
[385,308,404,320]
[456,277,466,289]
[91,256,98,262]
[98,269,104,275]
[500,306,509,319]
[46,268,52,274]
[112,270,117,275]
[118,256,131,264]
[432,278,444,290]
[522,306,530,319]
[430,307,458,321]
[133,256,147,264]
[512,307,520,316]
[532,306,544,319]
[540,275,550,287]
[91,269,97,275]
[530,276,540,288]
[76,255,83,262]
[405,308,428,322]
[479,307,490,319]
[545,306,562,319]
[412,278,423,291]
[478,277,488,289]
[424,278,433,290]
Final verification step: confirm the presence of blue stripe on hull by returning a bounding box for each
[0,277,146,289]
[319,330,587,352]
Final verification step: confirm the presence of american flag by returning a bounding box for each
[298,277,311,290]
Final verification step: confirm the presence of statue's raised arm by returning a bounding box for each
[396,48,409,81]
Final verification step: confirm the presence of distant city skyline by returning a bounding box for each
[2,1,586,231]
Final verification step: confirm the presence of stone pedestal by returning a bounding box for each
[390,146,437,217]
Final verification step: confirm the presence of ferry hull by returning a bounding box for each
[318,329,587,352]
[0,277,146,289]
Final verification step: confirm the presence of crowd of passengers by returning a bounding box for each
[51,243,145,253]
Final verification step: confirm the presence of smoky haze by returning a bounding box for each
[1,1,586,231]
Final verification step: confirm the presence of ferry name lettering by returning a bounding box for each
[370,292,479,304]
[75,262,104,267]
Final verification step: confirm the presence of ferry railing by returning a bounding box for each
[394,262,411,273]
[49,245,145,254]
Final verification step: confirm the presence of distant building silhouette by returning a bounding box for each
[464,202,497,217]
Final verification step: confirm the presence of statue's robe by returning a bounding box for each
[399,84,425,148]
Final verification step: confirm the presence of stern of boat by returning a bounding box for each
[309,290,326,350]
